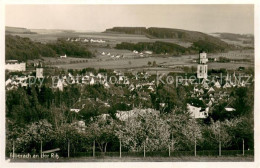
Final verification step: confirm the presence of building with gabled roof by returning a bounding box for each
[214,81,221,88]
[208,87,215,93]
[223,82,231,88]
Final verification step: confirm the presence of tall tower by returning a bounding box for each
[197,52,208,79]
[36,68,43,78]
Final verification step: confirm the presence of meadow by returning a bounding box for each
[47,50,254,72]
[11,29,254,72]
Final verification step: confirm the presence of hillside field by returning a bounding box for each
[6,27,254,72]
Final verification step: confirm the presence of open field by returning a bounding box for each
[9,29,254,72]
[9,156,254,162]
[44,49,253,72]
[10,31,193,47]
[49,56,253,71]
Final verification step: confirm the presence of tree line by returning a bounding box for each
[5,35,94,61]
[6,80,254,157]
[115,40,229,56]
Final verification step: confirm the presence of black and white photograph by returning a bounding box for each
[0,1,259,167]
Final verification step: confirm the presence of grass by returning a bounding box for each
[12,30,254,71]
[47,51,254,71]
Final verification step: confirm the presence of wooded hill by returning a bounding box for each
[115,40,229,55]
[106,27,229,45]
[107,27,232,54]
[5,35,94,61]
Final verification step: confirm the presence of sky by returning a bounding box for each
[5,4,254,34]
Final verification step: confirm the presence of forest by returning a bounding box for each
[5,35,94,61]
[115,40,228,55]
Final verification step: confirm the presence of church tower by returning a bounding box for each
[197,52,208,79]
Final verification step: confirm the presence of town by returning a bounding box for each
[4,4,254,162]
[6,48,254,160]
[5,52,253,119]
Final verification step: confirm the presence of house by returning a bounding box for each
[17,76,28,83]
[214,81,221,88]
[193,87,199,92]
[116,108,159,121]
[73,120,86,131]
[101,114,110,120]
[144,51,153,55]
[90,78,95,85]
[104,102,110,107]
[53,79,64,91]
[202,82,209,89]
[78,120,85,129]
[210,97,215,102]
[5,79,12,86]
[82,75,90,84]
[198,88,204,95]
[187,103,209,119]
[239,80,246,87]
[57,79,64,91]
[119,76,124,83]
[21,82,28,87]
[225,107,236,112]
[183,80,189,86]
[124,79,130,85]
[97,73,104,79]
[207,100,213,107]
[6,60,26,71]
[60,54,67,58]
[148,85,155,92]
[104,82,110,89]
[136,84,142,89]
[89,72,95,77]
[208,87,215,93]
[160,103,166,108]
[128,84,135,91]
[70,109,81,113]
[7,85,17,91]
[201,78,208,84]
[223,82,231,88]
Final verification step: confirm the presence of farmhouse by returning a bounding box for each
[144,51,153,55]
[60,54,67,58]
